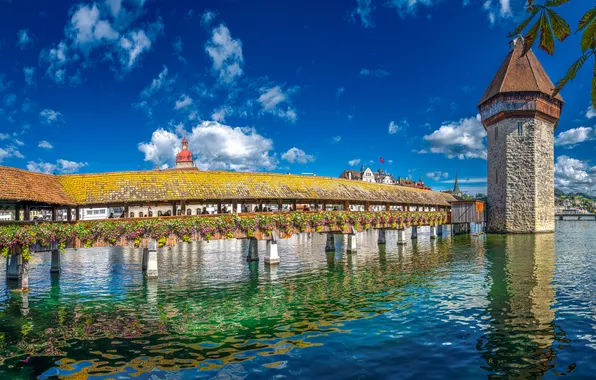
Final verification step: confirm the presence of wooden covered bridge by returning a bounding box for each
[0,166,457,289]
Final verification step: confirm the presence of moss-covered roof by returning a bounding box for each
[0,166,74,205]
[0,166,456,206]
[56,169,455,206]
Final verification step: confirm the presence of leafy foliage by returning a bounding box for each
[0,211,450,254]
[511,1,596,107]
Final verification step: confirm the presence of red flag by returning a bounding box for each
[380,157,385,164]
[148,206,152,210]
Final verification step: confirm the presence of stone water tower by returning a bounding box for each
[478,37,564,233]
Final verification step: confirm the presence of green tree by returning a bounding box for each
[511,0,596,107]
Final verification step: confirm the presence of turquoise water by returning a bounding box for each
[0,222,594,379]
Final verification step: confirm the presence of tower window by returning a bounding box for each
[129,212,134,218]
[495,126,498,140]
[518,122,523,136]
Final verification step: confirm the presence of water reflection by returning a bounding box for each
[0,229,593,378]
[479,233,565,378]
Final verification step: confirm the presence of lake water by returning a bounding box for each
[0,222,595,379]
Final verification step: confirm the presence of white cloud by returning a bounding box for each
[40,41,69,83]
[426,171,449,181]
[141,65,175,97]
[211,105,233,122]
[38,140,53,149]
[0,74,11,92]
[282,147,314,164]
[175,94,193,110]
[586,105,596,119]
[388,120,408,134]
[350,0,375,28]
[16,29,32,49]
[0,145,24,163]
[419,114,487,159]
[0,133,8,140]
[27,159,88,174]
[385,0,434,17]
[22,98,34,113]
[14,139,24,147]
[201,10,216,27]
[331,136,342,143]
[4,94,16,107]
[138,121,278,171]
[69,4,119,52]
[555,155,596,196]
[440,177,487,184]
[40,108,63,124]
[132,100,151,117]
[348,158,361,167]
[257,85,298,123]
[23,67,35,86]
[336,87,345,98]
[555,126,596,147]
[118,29,151,69]
[359,68,389,77]
[105,0,122,17]
[205,24,244,84]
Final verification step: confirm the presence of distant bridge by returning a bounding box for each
[556,214,596,221]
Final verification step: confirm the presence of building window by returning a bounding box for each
[86,210,93,215]
[177,209,183,216]
[196,208,201,215]
[130,212,135,218]
[186,209,192,216]
[518,122,523,136]
[139,212,144,218]
[148,211,153,217]
[158,211,163,216]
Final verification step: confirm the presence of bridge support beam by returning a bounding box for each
[6,254,21,280]
[264,240,280,265]
[247,238,259,262]
[397,229,407,245]
[325,233,335,252]
[21,258,29,290]
[50,249,61,274]
[377,229,386,245]
[411,226,418,239]
[145,240,158,278]
[346,234,357,253]
[430,225,437,239]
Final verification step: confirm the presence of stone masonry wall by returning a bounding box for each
[487,117,555,233]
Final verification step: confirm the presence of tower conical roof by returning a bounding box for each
[478,38,563,106]
[453,172,461,195]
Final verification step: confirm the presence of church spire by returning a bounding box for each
[453,171,461,196]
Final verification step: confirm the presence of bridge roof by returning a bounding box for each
[0,166,74,205]
[0,166,456,206]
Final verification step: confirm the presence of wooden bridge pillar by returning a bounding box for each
[411,226,418,239]
[265,240,280,265]
[346,234,357,253]
[325,233,335,252]
[143,240,158,278]
[50,249,61,273]
[377,229,386,245]
[247,238,259,262]
[397,229,407,245]
[430,225,437,239]
[6,253,21,280]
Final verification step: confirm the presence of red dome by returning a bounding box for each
[176,149,193,162]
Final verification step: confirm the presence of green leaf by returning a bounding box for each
[553,52,592,97]
[545,0,571,6]
[578,7,596,32]
[581,18,596,53]
[508,7,539,37]
[538,13,555,55]
[546,9,570,42]
[522,14,541,56]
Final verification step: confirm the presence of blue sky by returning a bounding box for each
[0,0,594,196]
